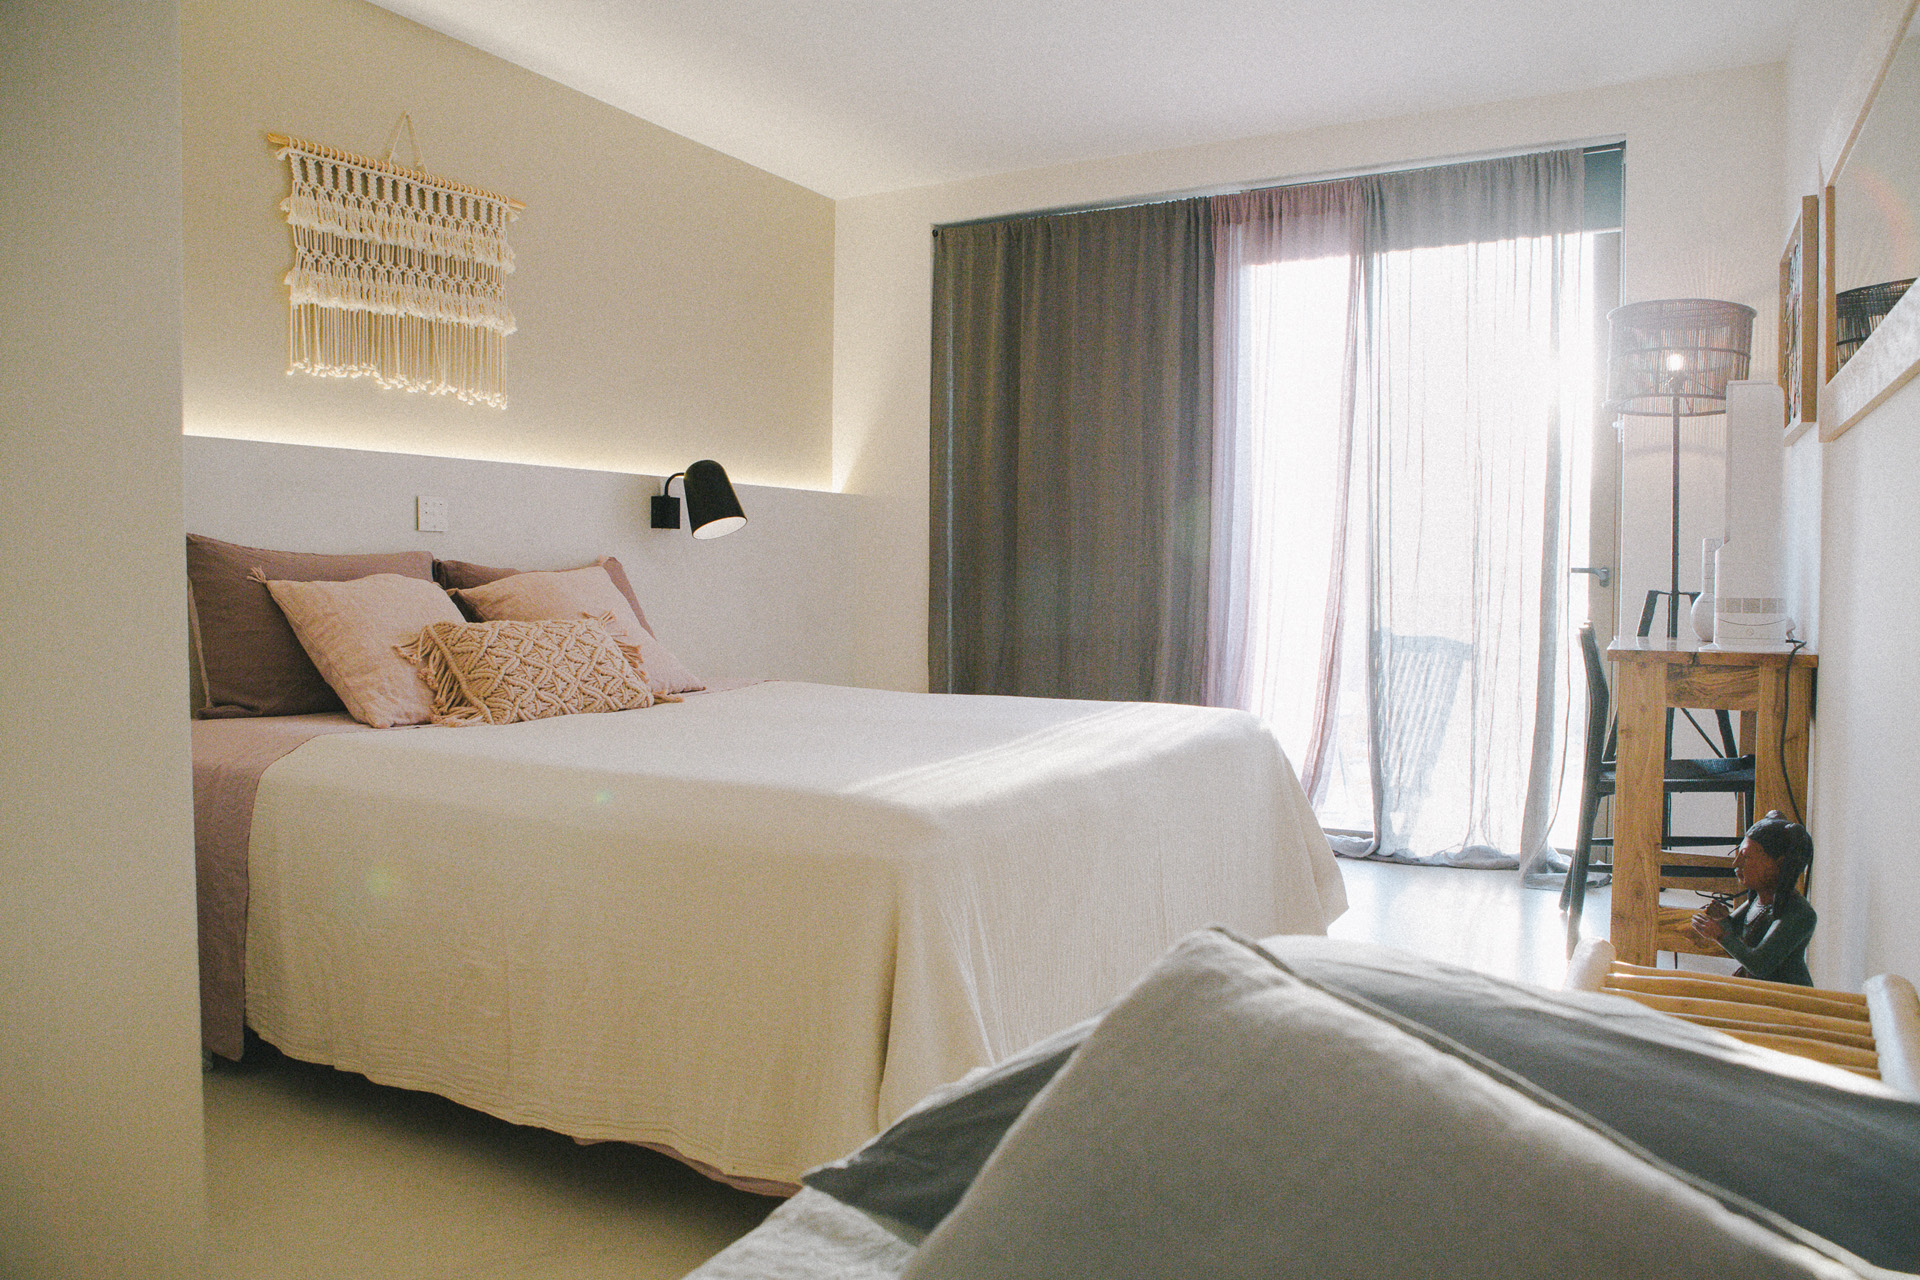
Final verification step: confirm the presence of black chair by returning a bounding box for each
[1635,588,1741,761]
[1562,623,1755,955]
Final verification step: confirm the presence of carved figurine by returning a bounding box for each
[1689,812,1817,986]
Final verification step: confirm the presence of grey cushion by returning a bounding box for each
[809,934,1920,1272]
[683,1189,914,1280]
[904,929,1867,1280]
[1267,937,1920,1272]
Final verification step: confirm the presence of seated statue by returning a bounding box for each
[1689,812,1817,986]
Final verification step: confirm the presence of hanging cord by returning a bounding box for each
[382,112,424,173]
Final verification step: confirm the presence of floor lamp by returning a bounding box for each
[1603,299,1756,640]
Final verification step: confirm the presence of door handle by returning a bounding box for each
[1570,565,1612,588]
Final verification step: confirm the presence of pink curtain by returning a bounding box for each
[1206,181,1369,834]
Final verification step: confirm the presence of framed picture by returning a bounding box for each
[1819,0,1920,441]
[1779,193,1819,440]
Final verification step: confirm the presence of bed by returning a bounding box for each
[188,535,1345,1190]
[688,931,1920,1279]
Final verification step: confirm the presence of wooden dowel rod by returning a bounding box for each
[264,131,526,211]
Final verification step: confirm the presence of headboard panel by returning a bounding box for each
[182,436,867,686]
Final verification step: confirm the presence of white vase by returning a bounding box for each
[1691,537,1723,641]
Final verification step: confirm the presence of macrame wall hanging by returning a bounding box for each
[268,115,523,409]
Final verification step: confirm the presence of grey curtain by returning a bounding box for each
[930,199,1214,701]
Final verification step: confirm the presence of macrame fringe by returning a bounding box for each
[394,630,494,726]
[277,141,517,409]
[290,305,507,408]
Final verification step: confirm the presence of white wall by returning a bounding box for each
[1786,0,1920,989]
[183,437,872,685]
[0,4,207,1276]
[833,63,1787,693]
[183,0,836,491]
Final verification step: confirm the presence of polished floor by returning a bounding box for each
[202,857,1610,1279]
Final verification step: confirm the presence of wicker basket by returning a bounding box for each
[1836,278,1914,365]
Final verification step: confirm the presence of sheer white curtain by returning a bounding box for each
[1209,151,1590,871]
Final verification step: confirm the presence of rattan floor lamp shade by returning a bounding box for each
[1604,299,1756,639]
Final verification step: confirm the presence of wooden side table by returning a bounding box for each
[1605,638,1816,966]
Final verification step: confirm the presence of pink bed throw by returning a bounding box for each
[193,713,369,1059]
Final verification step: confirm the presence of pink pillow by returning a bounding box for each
[261,573,467,727]
[434,556,653,635]
[452,565,704,695]
[187,534,436,717]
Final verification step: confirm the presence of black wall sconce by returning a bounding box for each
[651,459,748,539]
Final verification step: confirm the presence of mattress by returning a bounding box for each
[238,681,1345,1187]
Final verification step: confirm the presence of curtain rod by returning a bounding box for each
[933,135,1625,232]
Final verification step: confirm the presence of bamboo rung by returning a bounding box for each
[1624,1007,1878,1052]
[1717,1028,1880,1072]
[1603,973,1873,1024]
[1607,960,1869,1007]
[1605,988,1876,1042]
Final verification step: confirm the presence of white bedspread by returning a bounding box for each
[244,682,1344,1186]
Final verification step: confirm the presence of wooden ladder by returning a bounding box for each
[1566,938,1920,1095]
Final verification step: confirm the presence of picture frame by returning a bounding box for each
[1818,0,1920,441]
[1779,193,1819,442]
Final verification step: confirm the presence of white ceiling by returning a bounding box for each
[371,0,1796,199]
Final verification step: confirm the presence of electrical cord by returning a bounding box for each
[1778,636,1809,825]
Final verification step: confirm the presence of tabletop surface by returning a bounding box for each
[1605,636,1817,667]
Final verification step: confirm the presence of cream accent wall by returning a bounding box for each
[0,3,207,1276]
[183,0,835,491]
[833,63,1788,694]
[1786,0,1920,990]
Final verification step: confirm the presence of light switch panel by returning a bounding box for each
[416,496,449,533]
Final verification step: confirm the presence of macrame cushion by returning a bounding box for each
[261,571,466,728]
[398,617,659,727]
[451,565,704,695]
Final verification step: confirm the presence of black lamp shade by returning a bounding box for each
[682,459,747,539]
[1605,298,1756,416]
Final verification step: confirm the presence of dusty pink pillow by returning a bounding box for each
[434,556,653,635]
[262,573,467,727]
[452,565,704,695]
[187,534,436,717]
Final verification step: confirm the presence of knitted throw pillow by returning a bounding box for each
[398,617,662,727]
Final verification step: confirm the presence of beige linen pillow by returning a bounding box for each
[398,618,660,727]
[259,572,465,728]
[452,565,705,695]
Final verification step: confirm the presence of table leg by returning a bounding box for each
[1611,661,1668,966]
